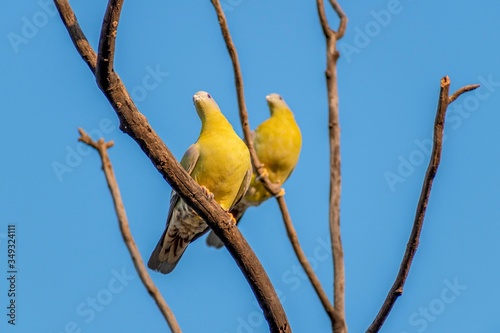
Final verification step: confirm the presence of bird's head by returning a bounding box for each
[266,93,289,115]
[193,91,220,120]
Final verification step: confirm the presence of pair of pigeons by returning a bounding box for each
[148,91,302,274]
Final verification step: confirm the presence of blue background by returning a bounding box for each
[2,1,500,332]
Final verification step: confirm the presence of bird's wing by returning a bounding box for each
[230,167,252,209]
[180,143,201,174]
[206,198,250,249]
[162,143,200,227]
[147,144,202,274]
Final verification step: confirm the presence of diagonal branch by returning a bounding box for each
[53,0,97,71]
[366,77,480,333]
[78,128,182,333]
[316,1,348,332]
[54,1,290,332]
[449,84,480,104]
[277,196,343,325]
[210,0,340,327]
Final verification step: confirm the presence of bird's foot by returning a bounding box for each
[227,212,237,225]
[275,188,286,198]
[256,166,269,181]
[200,185,214,200]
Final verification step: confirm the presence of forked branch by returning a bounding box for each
[366,77,480,332]
[78,129,182,333]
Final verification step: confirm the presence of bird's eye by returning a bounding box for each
[207,93,212,99]
[279,96,283,100]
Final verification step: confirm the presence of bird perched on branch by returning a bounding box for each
[148,91,252,274]
[206,93,302,248]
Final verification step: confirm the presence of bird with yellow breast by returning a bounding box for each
[148,91,252,273]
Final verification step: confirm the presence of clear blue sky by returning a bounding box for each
[2,1,500,332]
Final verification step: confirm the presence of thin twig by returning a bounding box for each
[78,128,182,333]
[54,2,290,332]
[53,0,97,71]
[366,77,480,333]
[210,0,339,326]
[328,0,347,38]
[449,84,480,104]
[277,197,343,324]
[316,1,348,332]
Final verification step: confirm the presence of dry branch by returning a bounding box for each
[366,77,480,333]
[78,129,182,333]
[95,0,124,88]
[210,0,339,326]
[54,1,290,332]
[316,0,348,332]
[276,196,343,325]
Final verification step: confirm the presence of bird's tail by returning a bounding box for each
[206,201,248,249]
[148,228,190,274]
[205,231,224,249]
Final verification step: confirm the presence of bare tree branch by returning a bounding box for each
[449,84,481,104]
[366,76,480,333]
[328,0,347,38]
[78,128,182,333]
[54,1,290,332]
[316,1,348,332]
[317,0,347,39]
[210,0,340,326]
[96,0,124,88]
[276,196,343,325]
[53,0,96,71]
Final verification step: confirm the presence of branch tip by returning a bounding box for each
[367,77,480,332]
[449,84,481,104]
[441,75,451,87]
